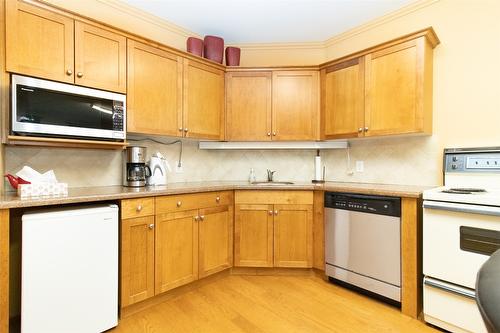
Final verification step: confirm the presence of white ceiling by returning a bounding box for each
[121,0,416,44]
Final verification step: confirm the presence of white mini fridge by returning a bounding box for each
[22,204,119,333]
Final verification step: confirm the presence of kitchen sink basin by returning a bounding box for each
[251,181,295,185]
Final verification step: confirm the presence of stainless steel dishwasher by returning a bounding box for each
[325,192,401,302]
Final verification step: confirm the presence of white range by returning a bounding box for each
[423,147,500,333]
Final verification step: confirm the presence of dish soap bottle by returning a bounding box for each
[248,168,256,183]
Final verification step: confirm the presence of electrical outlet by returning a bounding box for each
[175,161,183,173]
[356,161,364,172]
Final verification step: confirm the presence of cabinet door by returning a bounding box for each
[127,40,183,136]
[273,204,313,268]
[322,59,365,139]
[121,216,155,307]
[198,205,233,278]
[234,204,274,267]
[272,71,319,140]
[226,72,272,141]
[364,40,424,136]
[6,1,74,83]
[74,22,126,92]
[155,210,198,294]
[183,59,224,140]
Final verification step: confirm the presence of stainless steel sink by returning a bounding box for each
[251,181,295,185]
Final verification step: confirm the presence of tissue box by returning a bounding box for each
[18,183,68,198]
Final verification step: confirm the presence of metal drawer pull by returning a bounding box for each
[66,69,73,75]
[148,224,154,230]
[268,210,273,215]
[136,205,143,212]
[424,277,476,300]
[274,210,278,216]
[194,216,199,222]
[216,196,220,203]
[176,201,182,207]
[423,200,500,217]
[77,72,83,78]
[200,215,205,221]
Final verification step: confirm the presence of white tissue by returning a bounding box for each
[16,166,58,184]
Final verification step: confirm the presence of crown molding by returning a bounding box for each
[324,0,441,47]
[95,0,201,39]
[230,41,326,51]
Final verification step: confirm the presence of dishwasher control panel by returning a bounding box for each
[325,192,401,217]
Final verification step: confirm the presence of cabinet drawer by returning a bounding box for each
[235,190,313,205]
[121,198,155,219]
[156,191,233,214]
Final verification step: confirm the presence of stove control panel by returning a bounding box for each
[445,149,500,173]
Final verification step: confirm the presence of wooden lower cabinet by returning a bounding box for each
[155,210,199,294]
[273,204,313,268]
[234,204,274,267]
[199,205,234,278]
[234,191,313,268]
[121,192,233,308]
[120,215,155,307]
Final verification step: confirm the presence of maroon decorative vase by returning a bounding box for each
[187,37,203,57]
[203,35,224,64]
[225,47,241,66]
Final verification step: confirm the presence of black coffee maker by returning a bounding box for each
[123,146,151,187]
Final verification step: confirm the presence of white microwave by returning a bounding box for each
[11,75,126,141]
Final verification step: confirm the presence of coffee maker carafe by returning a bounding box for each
[123,146,151,187]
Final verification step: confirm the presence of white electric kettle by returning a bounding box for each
[147,152,171,186]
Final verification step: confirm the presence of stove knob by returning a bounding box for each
[452,156,458,162]
[451,164,457,169]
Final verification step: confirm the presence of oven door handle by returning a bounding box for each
[423,200,500,217]
[424,277,476,300]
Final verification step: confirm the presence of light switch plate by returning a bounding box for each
[356,161,364,172]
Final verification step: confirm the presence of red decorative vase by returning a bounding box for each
[225,47,241,66]
[203,35,224,64]
[187,37,203,57]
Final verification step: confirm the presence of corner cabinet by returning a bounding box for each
[321,28,439,139]
[226,69,319,141]
[234,191,313,268]
[6,1,127,92]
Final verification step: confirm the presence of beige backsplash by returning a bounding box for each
[5,135,441,191]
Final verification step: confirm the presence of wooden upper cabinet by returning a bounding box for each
[364,38,432,136]
[234,204,274,267]
[120,215,155,307]
[320,28,438,139]
[6,1,74,83]
[127,40,183,136]
[273,204,313,268]
[198,205,233,278]
[272,71,319,141]
[226,72,272,141]
[183,59,225,140]
[322,58,365,139]
[155,210,199,294]
[74,22,126,92]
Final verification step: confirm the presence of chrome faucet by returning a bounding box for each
[267,169,276,182]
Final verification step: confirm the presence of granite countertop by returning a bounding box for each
[0,181,434,209]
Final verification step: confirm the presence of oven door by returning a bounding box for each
[423,200,500,289]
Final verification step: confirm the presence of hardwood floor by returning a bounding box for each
[112,274,439,333]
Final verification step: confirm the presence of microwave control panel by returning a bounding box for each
[112,101,124,131]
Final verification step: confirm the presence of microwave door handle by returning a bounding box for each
[423,200,500,217]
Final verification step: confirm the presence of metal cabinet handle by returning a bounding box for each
[364,127,369,132]
[358,128,363,133]
[66,69,73,75]
[176,201,182,207]
[76,72,83,78]
[268,210,273,215]
[267,132,271,136]
[148,224,154,229]
[178,127,183,132]
[136,205,143,212]
[272,132,277,136]
[216,196,220,203]
[200,215,205,221]
[274,210,278,216]
[184,128,189,133]
[194,216,200,222]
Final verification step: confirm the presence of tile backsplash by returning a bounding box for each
[5,135,441,191]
